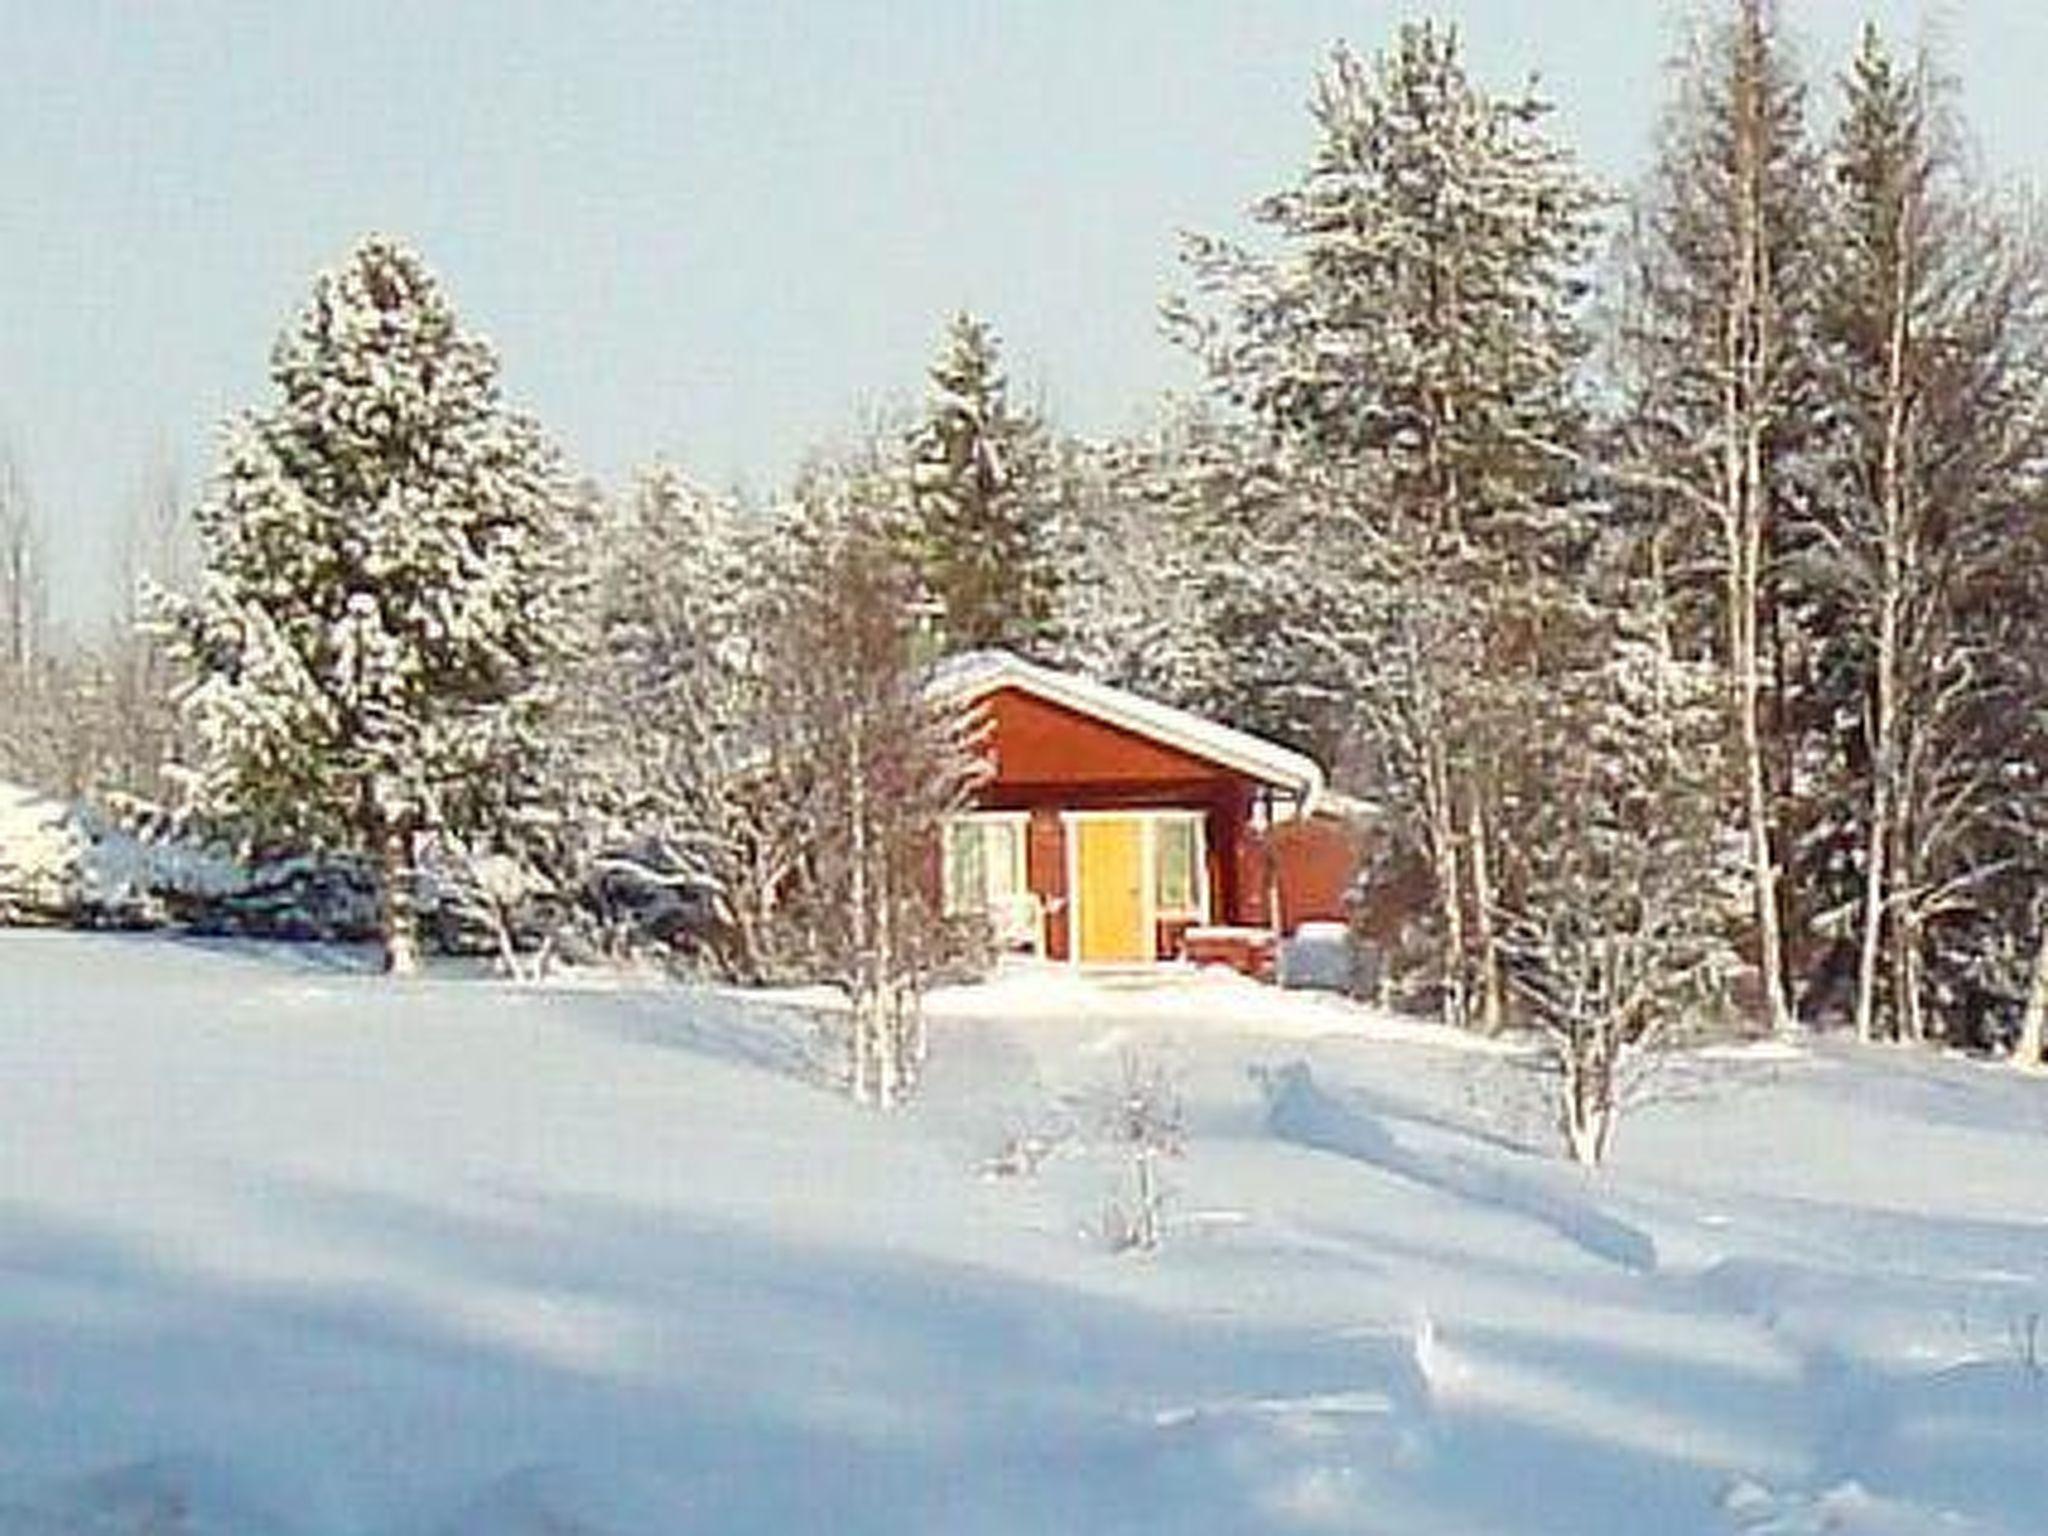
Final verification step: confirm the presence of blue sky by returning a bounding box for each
[3,2,2041,626]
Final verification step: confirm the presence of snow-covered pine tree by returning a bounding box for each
[1172,23,1601,1029]
[905,312,1057,655]
[1614,0,1824,1035]
[1174,28,1598,527]
[170,236,587,975]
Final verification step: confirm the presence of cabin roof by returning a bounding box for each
[929,650,1325,810]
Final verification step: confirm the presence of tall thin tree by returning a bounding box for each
[1618,0,1821,1033]
[1816,26,2048,1044]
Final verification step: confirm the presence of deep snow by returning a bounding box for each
[2,933,2044,1534]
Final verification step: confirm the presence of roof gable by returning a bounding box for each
[929,651,1324,806]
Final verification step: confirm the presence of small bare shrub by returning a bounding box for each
[1097,1051,1186,1253]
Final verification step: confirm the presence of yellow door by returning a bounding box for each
[1076,817,1150,963]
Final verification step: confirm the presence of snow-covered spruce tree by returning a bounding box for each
[758,467,985,1107]
[905,311,1057,655]
[1811,26,2048,1046]
[1505,549,1743,1166]
[1172,24,1601,1030]
[1614,1,1824,1034]
[170,237,587,975]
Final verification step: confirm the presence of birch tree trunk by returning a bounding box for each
[848,716,873,1105]
[1730,454,1790,1034]
[1855,255,1915,1043]
[1467,786,1505,1035]
[873,767,901,1111]
[1854,612,1899,1043]
[1897,909,1927,1044]
[1727,32,1794,1036]
[1425,735,1468,1030]
[376,815,422,977]
[2018,921,2048,1071]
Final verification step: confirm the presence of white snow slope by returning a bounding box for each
[2,934,2044,1535]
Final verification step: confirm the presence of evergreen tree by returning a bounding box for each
[905,312,1056,654]
[1173,23,1601,1029]
[1175,27,1597,531]
[171,236,587,974]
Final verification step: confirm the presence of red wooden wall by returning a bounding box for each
[956,686,1365,959]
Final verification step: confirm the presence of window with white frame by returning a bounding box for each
[942,813,1030,919]
[1152,814,1206,919]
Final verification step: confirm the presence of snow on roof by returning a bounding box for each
[929,650,1326,810]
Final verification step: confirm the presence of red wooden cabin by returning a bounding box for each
[929,652,1358,968]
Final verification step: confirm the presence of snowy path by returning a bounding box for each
[2,934,2045,1533]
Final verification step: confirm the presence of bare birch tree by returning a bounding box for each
[0,451,58,792]
[762,480,985,1108]
[581,466,799,973]
[1814,27,2048,1045]
[0,450,42,685]
[1618,0,1821,1034]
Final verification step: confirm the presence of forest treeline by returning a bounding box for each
[4,5,2047,1122]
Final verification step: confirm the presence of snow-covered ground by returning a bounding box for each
[2,933,2044,1534]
